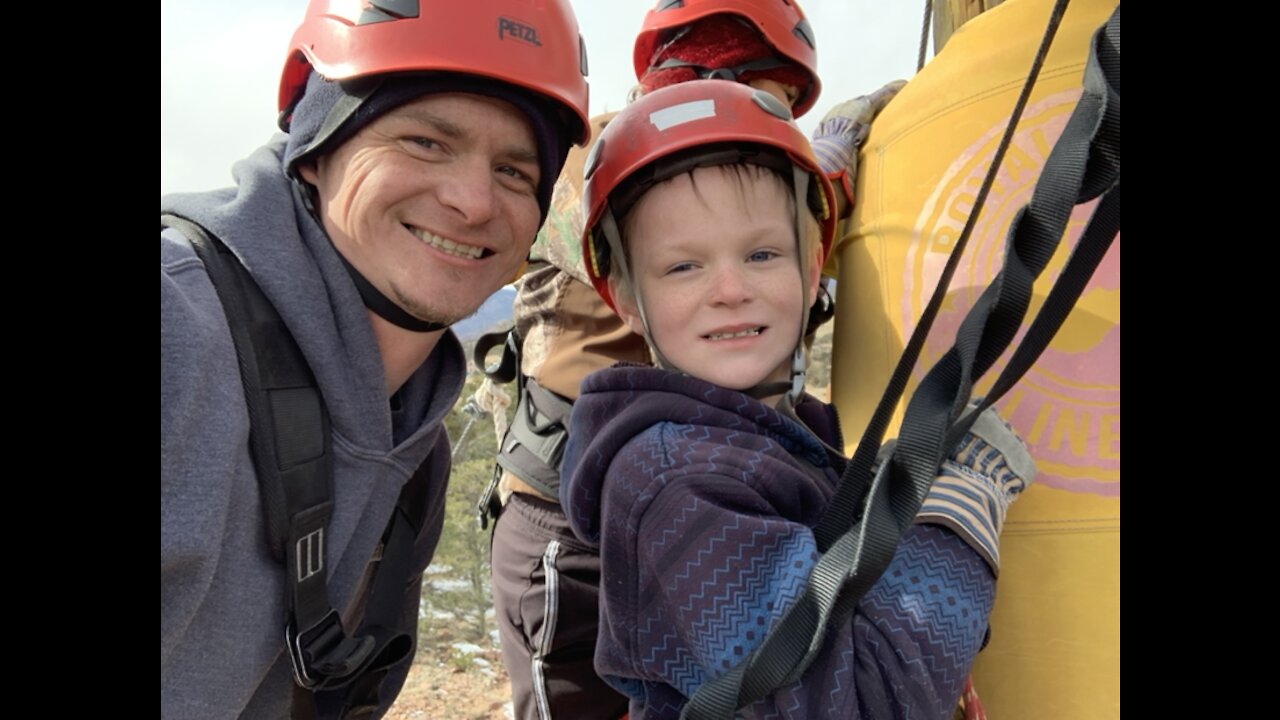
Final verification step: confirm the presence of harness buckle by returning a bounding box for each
[287,611,376,690]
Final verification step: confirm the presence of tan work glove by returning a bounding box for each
[913,402,1036,575]
[810,79,907,217]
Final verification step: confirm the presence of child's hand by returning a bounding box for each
[915,401,1036,574]
[950,402,1037,502]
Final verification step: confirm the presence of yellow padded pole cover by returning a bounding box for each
[829,0,1119,717]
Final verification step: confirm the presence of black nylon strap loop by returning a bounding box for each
[812,0,1077,556]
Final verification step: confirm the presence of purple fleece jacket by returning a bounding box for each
[561,366,995,719]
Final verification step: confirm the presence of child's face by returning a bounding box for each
[615,166,819,392]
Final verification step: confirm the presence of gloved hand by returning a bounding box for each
[914,401,1036,575]
[810,79,907,218]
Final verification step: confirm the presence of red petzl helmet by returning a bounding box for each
[279,0,590,145]
[581,79,836,313]
[633,0,821,117]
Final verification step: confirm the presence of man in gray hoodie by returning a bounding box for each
[161,2,589,717]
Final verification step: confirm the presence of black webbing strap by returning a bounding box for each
[164,214,430,717]
[165,214,333,564]
[473,328,520,384]
[814,0,1077,555]
[472,326,578,526]
[298,458,437,719]
[887,3,1119,532]
[945,185,1120,453]
[471,310,577,521]
[681,2,1120,716]
[473,327,521,528]
[479,376,574,528]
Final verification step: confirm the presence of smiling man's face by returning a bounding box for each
[302,92,541,326]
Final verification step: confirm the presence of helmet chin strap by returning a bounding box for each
[746,378,795,402]
[785,165,814,406]
[740,342,804,408]
[335,252,450,333]
[601,207,677,371]
[294,178,449,333]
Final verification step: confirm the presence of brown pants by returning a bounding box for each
[490,494,629,720]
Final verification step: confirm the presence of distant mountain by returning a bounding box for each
[453,285,516,342]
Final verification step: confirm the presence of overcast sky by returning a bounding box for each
[161,0,923,195]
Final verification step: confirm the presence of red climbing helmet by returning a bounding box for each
[633,0,822,117]
[581,79,836,312]
[279,0,590,144]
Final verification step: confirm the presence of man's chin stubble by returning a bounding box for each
[395,287,477,328]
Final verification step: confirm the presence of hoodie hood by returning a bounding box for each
[560,365,840,545]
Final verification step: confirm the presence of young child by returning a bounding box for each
[488,5,832,716]
[560,80,1035,719]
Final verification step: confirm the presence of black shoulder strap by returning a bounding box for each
[164,214,423,717]
[681,2,1120,716]
[163,213,336,560]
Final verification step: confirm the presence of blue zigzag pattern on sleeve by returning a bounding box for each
[636,504,817,699]
[858,525,995,713]
[683,525,815,672]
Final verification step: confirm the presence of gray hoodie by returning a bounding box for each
[161,136,465,718]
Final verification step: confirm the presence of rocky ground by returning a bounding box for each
[386,654,513,720]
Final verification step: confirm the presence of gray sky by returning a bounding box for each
[161,0,923,195]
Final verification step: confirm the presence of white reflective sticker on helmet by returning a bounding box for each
[649,100,716,132]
